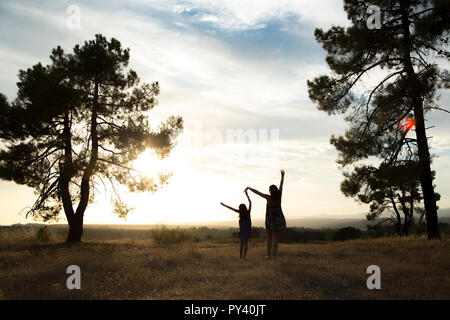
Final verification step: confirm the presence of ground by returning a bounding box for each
[0,237,449,299]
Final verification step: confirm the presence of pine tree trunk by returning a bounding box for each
[413,102,440,239]
[390,195,403,237]
[398,193,411,237]
[65,81,99,243]
[60,110,83,243]
[66,215,84,242]
[402,214,409,237]
[400,0,440,239]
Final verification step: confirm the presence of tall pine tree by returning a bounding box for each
[307,0,449,239]
[0,35,183,242]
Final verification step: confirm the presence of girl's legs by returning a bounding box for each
[243,240,248,259]
[266,230,272,259]
[272,232,279,258]
[240,240,244,258]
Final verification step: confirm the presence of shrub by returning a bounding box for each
[279,228,327,243]
[365,224,397,238]
[251,227,262,238]
[0,225,36,242]
[150,225,192,244]
[37,226,51,242]
[332,227,362,241]
[439,223,449,237]
[409,223,427,236]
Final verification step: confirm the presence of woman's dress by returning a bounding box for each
[265,200,286,232]
[238,216,252,240]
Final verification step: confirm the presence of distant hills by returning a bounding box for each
[6,208,450,230]
[438,208,450,218]
[170,217,374,229]
[176,217,385,230]
[173,208,450,230]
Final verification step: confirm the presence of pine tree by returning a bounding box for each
[307,0,449,239]
[0,35,183,242]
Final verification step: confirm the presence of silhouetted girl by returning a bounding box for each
[246,170,286,259]
[220,190,252,259]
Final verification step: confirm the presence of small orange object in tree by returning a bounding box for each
[399,117,415,132]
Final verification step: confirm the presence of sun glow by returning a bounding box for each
[87,143,236,224]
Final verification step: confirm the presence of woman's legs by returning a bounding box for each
[243,240,248,259]
[266,230,272,258]
[240,240,244,258]
[272,232,279,258]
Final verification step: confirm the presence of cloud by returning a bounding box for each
[156,0,350,32]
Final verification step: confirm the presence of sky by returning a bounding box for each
[0,0,449,225]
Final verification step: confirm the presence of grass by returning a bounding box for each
[150,225,194,244]
[0,232,449,299]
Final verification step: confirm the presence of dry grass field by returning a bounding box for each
[0,234,449,300]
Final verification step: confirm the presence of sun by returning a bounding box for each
[133,148,184,178]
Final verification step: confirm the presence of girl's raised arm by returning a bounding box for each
[220,202,239,213]
[246,187,270,200]
[244,190,252,213]
[279,170,285,198]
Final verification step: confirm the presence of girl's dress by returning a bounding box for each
[238,214,252,241]
[265,199,286,232]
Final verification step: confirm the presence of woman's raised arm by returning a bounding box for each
[279,170,285,198]
[246,187,270,200]
[244,190,252,213]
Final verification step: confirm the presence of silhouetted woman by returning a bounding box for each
[220,189,252,259]
[246,170,286,259]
